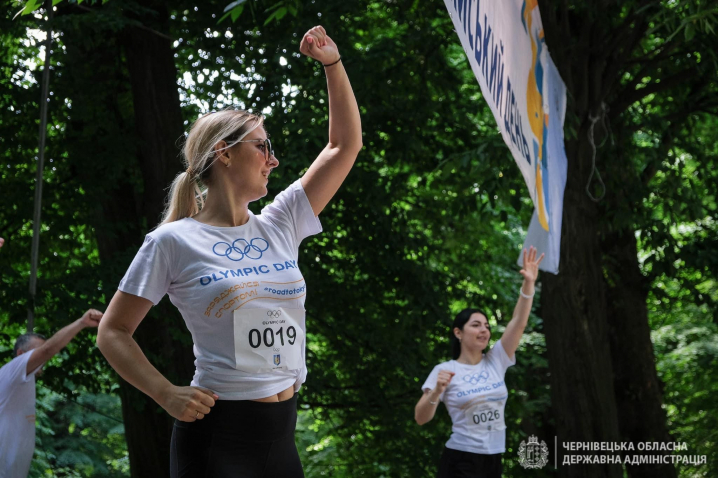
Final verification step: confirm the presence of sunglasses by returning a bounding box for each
[233,137,275,161]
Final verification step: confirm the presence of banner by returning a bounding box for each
[443,0,568,274]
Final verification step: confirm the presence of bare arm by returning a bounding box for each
[26,309,102,375]
[415,370,454,425]
[415,389,442,425]
[501,247,544,359]
[298,26,362,215]
[96,291,168,402]
[97,290,216,422]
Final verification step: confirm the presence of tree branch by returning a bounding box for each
[600,17,651,101]
[611,66,698,116]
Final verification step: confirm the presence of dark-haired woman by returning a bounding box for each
[415,247,544,478]
[96,25,361,477]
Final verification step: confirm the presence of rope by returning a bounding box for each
[585,102,608,202]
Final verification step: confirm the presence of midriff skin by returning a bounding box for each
[251,385,294,402]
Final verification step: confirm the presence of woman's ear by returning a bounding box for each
[453,327,462,341]
[213,140,231,167]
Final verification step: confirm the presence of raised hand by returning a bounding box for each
[159,385,218,422]
[80,309,103,328]
[519,246,545,284]
[299,25,340,65]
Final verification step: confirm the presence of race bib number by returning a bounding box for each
[233,308,305,373]
[464,400,506,434]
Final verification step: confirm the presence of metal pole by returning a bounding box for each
[28,0,53,332]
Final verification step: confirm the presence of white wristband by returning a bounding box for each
[520,287,535,299]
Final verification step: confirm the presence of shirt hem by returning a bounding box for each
[445,443,506,455]
[192,378,298,401]
[118,284,164,305]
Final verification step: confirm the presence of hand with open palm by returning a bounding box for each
[520,246,544,285]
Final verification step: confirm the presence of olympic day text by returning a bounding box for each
[199,260,299,285]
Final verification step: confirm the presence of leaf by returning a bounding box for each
[264,6,287,25]
[704,19,715,35]
[685,22,696,41]
[16,0,41,18]
[231,4,244,22]
[223,0,248,13]
[217,10,232,24]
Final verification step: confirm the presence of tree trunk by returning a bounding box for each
[596,113,678,478]
[59,4,191,476]
[116,9,191,477]
[541,128,623,477]
[122,18,185,226]
[603,230,677,478]
[537,3,677,475]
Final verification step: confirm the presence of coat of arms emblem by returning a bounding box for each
[518,435,549,469]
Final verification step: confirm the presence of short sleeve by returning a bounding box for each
[0,350,37,386]
[261,179,322,249]
[421,365,446,401]
[489,339,516,375]
[118,235,172,305]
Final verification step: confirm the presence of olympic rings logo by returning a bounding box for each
[267,310,282,318]
[463,371,489,386]
[212,238,269,262]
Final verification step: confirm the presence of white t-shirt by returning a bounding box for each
[422,339,516,455]
[119,179,322,400]
[0,350,42,478]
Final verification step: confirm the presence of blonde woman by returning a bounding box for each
[97,26,361,477]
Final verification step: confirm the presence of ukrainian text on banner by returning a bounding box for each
[443,0,568,273]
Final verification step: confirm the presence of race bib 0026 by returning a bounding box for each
[464,399,507,434]
[233,308,305,374]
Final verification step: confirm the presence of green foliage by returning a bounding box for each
[31,386,128,477]
[218,0,300,25]
[652,293,718,477]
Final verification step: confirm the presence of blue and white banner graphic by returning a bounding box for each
[443,0,568,274]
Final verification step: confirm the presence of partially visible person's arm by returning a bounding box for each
[97,291,217,422]
[501,246,544,359]
[0,237,5,248]
[298,26,362,215]
[415,370,454,425]
[26,309,102,374]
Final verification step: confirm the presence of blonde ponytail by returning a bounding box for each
[160,171,204,224]
[159,109,264,226]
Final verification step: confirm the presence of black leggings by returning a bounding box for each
[437,447,503,478]
[170,395,303,478]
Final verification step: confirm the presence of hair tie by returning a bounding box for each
[186,167,194,176]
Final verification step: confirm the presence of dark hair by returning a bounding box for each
[450,308,489,360]
[13,333,46,357]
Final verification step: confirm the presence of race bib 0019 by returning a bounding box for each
[464,399,507,434]
[233,308,305,374]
